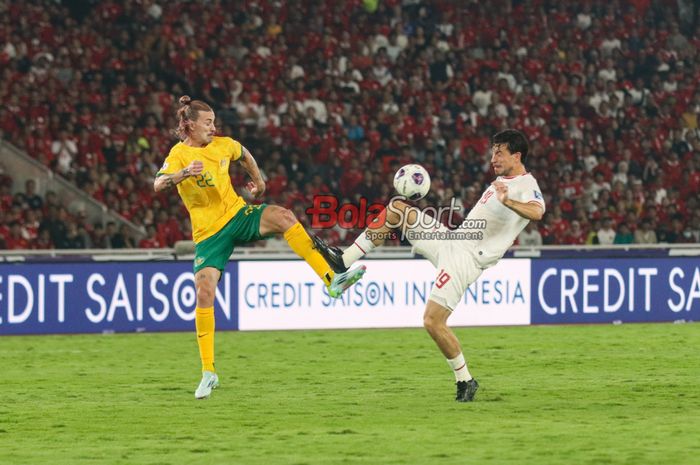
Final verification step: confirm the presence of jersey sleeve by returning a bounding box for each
[224,137,243,161]
[524,177,546,213]
[156,148,184,176]
[514,176,546,213]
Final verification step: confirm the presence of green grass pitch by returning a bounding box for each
[1,323,698,465]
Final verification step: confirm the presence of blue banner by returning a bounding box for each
[1,256,698,334]
[531,258,700,324]
[0,262,239,335]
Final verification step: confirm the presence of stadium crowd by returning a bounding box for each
[1,0,699,250]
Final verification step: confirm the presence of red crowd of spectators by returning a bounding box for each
[1,0,699,250]
[0,170,169,250]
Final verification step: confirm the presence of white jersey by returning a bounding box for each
[458,172,545,268]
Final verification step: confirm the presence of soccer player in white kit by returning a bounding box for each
[313,129,545,402]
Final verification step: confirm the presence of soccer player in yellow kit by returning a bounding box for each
[154,96,366,399]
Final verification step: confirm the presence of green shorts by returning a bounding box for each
[193,204,269,274]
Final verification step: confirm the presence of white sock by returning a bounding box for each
[342,231,377,268]
[446,353,472,382]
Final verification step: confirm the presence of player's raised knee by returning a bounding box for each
[386,199,409,226]
[389,198,410,212]
[263,205,298,232]
[278,207,298,230]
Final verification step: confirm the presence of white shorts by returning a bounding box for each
[407,211,483,311]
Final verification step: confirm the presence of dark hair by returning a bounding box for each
[172,95,213,140]
[492,129,529,166]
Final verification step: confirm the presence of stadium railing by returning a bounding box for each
[0,140,145,240]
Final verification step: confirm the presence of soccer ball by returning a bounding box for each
[393,164,431,200]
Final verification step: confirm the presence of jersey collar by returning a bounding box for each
[500,172,530,180]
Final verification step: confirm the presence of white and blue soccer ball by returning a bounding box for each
[393,164,431,200]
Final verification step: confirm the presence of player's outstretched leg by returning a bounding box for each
[423,299,479,402]
[311,235,349,273]
[260,205,365,297]
[312,199,416,272]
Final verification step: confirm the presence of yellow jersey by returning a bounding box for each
[157,136,245,243]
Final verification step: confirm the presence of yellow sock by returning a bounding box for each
[195,307,215,372]
[284,222,334,286]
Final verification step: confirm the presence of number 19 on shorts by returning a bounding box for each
[435,269,451,289]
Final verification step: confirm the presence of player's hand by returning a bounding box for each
[247,180,266,198]
[185,160,204,177]
[493,180,509,204]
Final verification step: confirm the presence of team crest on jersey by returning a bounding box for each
[534,190,542,200]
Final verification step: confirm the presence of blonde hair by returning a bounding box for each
[172,95,213,140]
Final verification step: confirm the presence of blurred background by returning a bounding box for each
[1,0,699,252]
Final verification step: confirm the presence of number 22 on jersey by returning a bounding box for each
[195,171,215,188]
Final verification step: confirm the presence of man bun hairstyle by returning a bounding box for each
[172,95,213,140]
[492,129,529,166]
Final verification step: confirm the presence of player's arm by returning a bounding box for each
[153,160,204,192]
[502,198,544,221]
[492,181,544,221]
[238,146,266,198]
